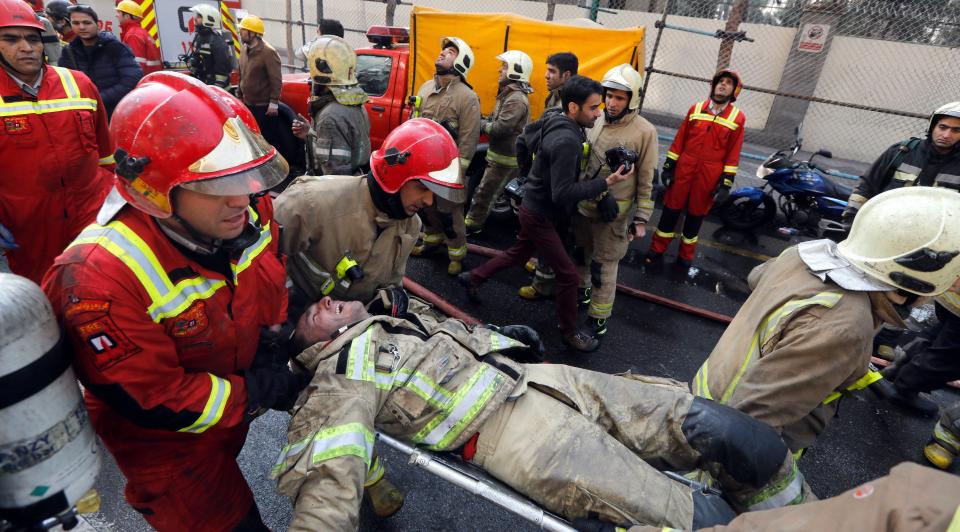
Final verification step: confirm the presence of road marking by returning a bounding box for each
[698,240,773,262]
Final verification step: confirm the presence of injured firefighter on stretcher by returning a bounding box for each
[271,288,813,531]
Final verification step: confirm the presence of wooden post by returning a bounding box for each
[386,0,397,26]
[546,0,556,21]
[716,0,747,70]
[284,0,293,73]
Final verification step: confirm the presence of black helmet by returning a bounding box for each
[45,0,71,21]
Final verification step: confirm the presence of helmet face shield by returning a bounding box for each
[180,153,288,196]
[421,157,465,203]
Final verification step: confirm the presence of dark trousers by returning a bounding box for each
[893,304,960,393]
[248,104,295,170]
[470,205,579,335]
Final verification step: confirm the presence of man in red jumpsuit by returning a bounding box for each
[647,69,746,268]
[116,0,161,75]
[0,0,113,283]
[43,71,303,531]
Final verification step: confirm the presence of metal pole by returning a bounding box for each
[588,0,600,21]
[386,0,397,26]
[546,0,556,21]
[299,0,306,50]
[717,0,748,70]
[377,433,577,532]
[284,0,293,74]
[638,0,670,113]
[317,0,323,21]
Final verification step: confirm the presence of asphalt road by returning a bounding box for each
[73,138,959,531]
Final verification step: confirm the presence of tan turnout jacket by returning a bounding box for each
[416,74,481,172]
[274,175,420,303]
[484,82,530,167]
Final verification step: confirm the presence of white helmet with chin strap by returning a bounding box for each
[928,101,960,138]
[601,63,644,110]
[496,50,533,84]
[440,36,474,79]
[836,186,960,296]
[189,3,219,28]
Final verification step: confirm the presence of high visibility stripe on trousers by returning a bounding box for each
[485,148,518,168]
[694,291,843,402]
[743,460,805,511]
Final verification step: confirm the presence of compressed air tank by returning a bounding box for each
[0,273,100,527]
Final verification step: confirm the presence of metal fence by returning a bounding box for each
[250,0,960,164]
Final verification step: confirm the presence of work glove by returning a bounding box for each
[571,517,628,532]
[596,193,620,223]
[367,286,411,319]
[481,119,492,135]
[660,159,676,188]
[489,324,546,362]
[714,174,734,204]
[252,323,296,371]
[244,366,310,420]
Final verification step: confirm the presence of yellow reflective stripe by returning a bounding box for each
[946,505,960,532]
[52,66,81,99]
[177,373,232,433]
[412,364,504,450]
[822,369,884,405]
[655,229,675,239]
[666,151,680,160]
[723,166,738,174]
[99,154,115,166]
[231,209,271,279]
[364,455,385,486]
[68,222,228,322]
[459,157,472,169]
[727,106,741,123]
[718,292,843,404]
[422,232,444,245]
[344,330,375,382]
[448,245,467,260]
[0,98,98,117]
[485,149,518,167]
[694,361,713,400]
[690,113,740,130]
[638,199,655,209]
[682,235,698,245]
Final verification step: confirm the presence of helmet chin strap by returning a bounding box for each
[0,54,42,80]
[161,195,263,255]
[604,106,628,123]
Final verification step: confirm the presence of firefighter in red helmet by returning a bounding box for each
[647,69,746,268]
[0,0,113,284]
[42,71,303,531]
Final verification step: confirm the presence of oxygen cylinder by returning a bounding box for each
[0,274,100,528]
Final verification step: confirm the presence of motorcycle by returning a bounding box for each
[716,126,852,238]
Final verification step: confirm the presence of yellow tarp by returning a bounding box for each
[409,6,645,119]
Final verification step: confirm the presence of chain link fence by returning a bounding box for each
[246,0,960,164]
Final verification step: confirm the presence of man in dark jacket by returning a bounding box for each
[186,3,233,88]
[59,4,142,117]
[459,75,633,352]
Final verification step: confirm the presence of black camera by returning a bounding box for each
[605,146,639,174]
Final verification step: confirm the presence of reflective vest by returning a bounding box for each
[0,65,113,283]
[43,201,287,445]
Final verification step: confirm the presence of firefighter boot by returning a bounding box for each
[586,317,608,338]
[464,216,483,236]
[562,329,600,353]
[363,456,405,518]
[578,287,592,309]
[518,285,548,300]
[524,258,538,273]
[411,232,444,257]
[924,419,960,470]
[457,272,482,304]
[447,260,463,276]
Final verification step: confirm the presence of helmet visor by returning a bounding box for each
[602,80,630,92]
[180,153,288,196]
[421,157,465,203]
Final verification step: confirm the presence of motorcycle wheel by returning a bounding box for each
[717,195,777,230]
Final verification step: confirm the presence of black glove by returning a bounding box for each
[714,173,734,202]
[660,159,676,187]
[491,324,546,362]
[367,286,410,319]
[252,323,296,371]
[571,517,626,532]
[244,367,310,420]
[596,193,620,223]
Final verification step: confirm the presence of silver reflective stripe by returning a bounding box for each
[346,330,375,382]
[937,173,960,186]
[748,468,805,511]
[310,424,374,465]
[329,148,352,158]
[418,365,501,448]
[178,374,232,433]
[898,163,922,174]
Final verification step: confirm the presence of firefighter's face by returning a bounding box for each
[931,116,960,152]
[70,12,98,41]
[604,88,630,117]
[435,45,458,71]
[169,188,251,241]
[545,64,570,91]
[571,92,603,128]
[0,28,43,78]
[116,11,133,24]
[400,180,434,216]
[712,77,735,101]
[239,28,254,44]
[295,297,370,347]
[498,61,508,83]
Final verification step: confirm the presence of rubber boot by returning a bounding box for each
[447,260,463,276]
[524,258,538,273]
[924,421,959,470]
[464,216,483,235]
[586,317,608,338]
[364,476,405,518]
[518,285,548,300]
[578,287,592,309]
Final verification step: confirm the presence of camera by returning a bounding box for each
[605,146,639,174]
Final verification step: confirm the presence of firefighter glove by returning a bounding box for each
[714,175,734,203]
[660,159,675,188]
[252,323,297,371]
[491,324,546,361]
[597,193,620,223]
[244,367,310,420]
[367,286,411,319]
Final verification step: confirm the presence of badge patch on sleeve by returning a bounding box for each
[3,116,31,135]
[64,296,111,320]
[171,301,209,338]
[76,316,140,371]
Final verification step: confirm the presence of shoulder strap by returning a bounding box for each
[884,137,922,179]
